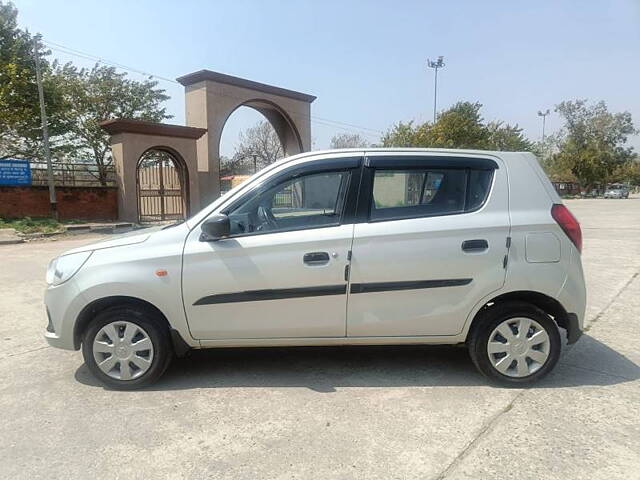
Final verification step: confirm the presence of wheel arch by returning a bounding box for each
[466,290,570,341]
[73,295,171,350]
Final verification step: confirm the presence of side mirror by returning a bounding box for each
[200,214,230,241]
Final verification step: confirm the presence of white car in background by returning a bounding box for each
[604,187,628,199]
[44,149,586,389]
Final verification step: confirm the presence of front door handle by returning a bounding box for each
[303,251,330,265]
[462,239,489,252]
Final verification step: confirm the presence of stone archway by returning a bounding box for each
[101,119,206,223]
[101,71,315,222]
[177,70,315,204]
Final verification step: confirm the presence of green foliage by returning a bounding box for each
[53,63,171,183]
[610,159,640,186]
[486,121,533,152]
[426,102,489,148]
[381,102,532,152]
[381,121,421,147]
[0,216,62,233]
[549,99,637,189]
[0,2,171,182]
[0,1,69,159]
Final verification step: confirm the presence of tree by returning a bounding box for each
[219,155,252,177]
[381,101,532,152]
[553,100,637,189]
[424,101,489,149]
[53,63,171,184]
[609,158,640,185]
[381,121,426,147]
[0,2,69,159]
[330,133,369,149]
[485,121,532,152]
[234,120,284,170]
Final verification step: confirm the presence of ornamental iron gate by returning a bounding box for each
[136,150,187,223]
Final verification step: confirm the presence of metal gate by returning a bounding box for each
[137,153,186,223]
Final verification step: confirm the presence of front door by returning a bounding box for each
[182,157,361,339]
[347,153,510,337]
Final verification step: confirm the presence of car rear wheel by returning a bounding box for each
[82,306,172,390]
[468,302,561,385]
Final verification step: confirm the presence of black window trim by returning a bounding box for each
[366,155,499,170]
[202,154,498,235]
[362,155,497,224]
[218,156,363,239]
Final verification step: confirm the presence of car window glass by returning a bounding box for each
[227,170,350,235]
[371,167,491,221]
[467,169,493,210]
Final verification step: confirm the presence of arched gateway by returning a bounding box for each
[101,70,315,223]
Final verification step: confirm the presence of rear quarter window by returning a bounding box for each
[370,167,493,221]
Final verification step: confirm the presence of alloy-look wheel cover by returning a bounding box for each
[92,321,154,381]
[487,317,551,378]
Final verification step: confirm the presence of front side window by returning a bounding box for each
[226,170,350,235]
[370,168,492,221]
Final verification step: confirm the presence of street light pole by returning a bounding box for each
[537,109,550,143]
[33,36,57,219]
[427,56,445,123]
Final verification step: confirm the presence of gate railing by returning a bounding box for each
[29,161,116,187]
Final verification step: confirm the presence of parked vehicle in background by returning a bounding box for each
[581,189,600,198]
[604,186,629,199]
[44,148,586,389]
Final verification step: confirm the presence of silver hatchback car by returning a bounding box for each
[44,149,587,389]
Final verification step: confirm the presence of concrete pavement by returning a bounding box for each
[0,199,638,479]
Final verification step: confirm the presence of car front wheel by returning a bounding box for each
[82,306,173,390]
[468,302,561,385]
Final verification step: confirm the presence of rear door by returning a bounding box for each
[347,153,510,337]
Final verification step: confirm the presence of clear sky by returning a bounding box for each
[12,0,640,156]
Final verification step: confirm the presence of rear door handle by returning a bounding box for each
[462,239,489,252]
[303,251,330,265]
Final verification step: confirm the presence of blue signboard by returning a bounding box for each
[0,159,32,186]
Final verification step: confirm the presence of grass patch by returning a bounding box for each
[0,217,64,234]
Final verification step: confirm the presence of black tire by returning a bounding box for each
[468,301,561,385]
[81,305,173,390]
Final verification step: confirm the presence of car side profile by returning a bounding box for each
[44,148,586,389]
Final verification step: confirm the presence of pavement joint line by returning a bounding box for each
[0,342,46,354]
[432,389,526,480]
[583,271,639,333]
[434,270,640,480]
[558,362,638,382]
[0,345,50,361]
[560,270,639,365]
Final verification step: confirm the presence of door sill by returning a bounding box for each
[197,334,464,349]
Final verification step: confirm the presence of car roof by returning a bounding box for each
[297,147,526,157]
[272,148,529,170]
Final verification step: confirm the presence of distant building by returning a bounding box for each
[220,175,252,194]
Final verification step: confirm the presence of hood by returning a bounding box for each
[61,225,165,256]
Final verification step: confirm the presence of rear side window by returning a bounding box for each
[370,168,493,221]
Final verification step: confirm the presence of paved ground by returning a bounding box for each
[1,198,639,479]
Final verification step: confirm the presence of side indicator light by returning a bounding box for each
[155,269,168,277]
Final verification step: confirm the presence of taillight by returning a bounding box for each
[551,204,582,253]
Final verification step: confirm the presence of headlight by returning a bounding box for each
[46,251,93,286]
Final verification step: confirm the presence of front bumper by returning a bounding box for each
[43,279,87,351]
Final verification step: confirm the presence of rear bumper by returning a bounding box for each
[565,313,583,344]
